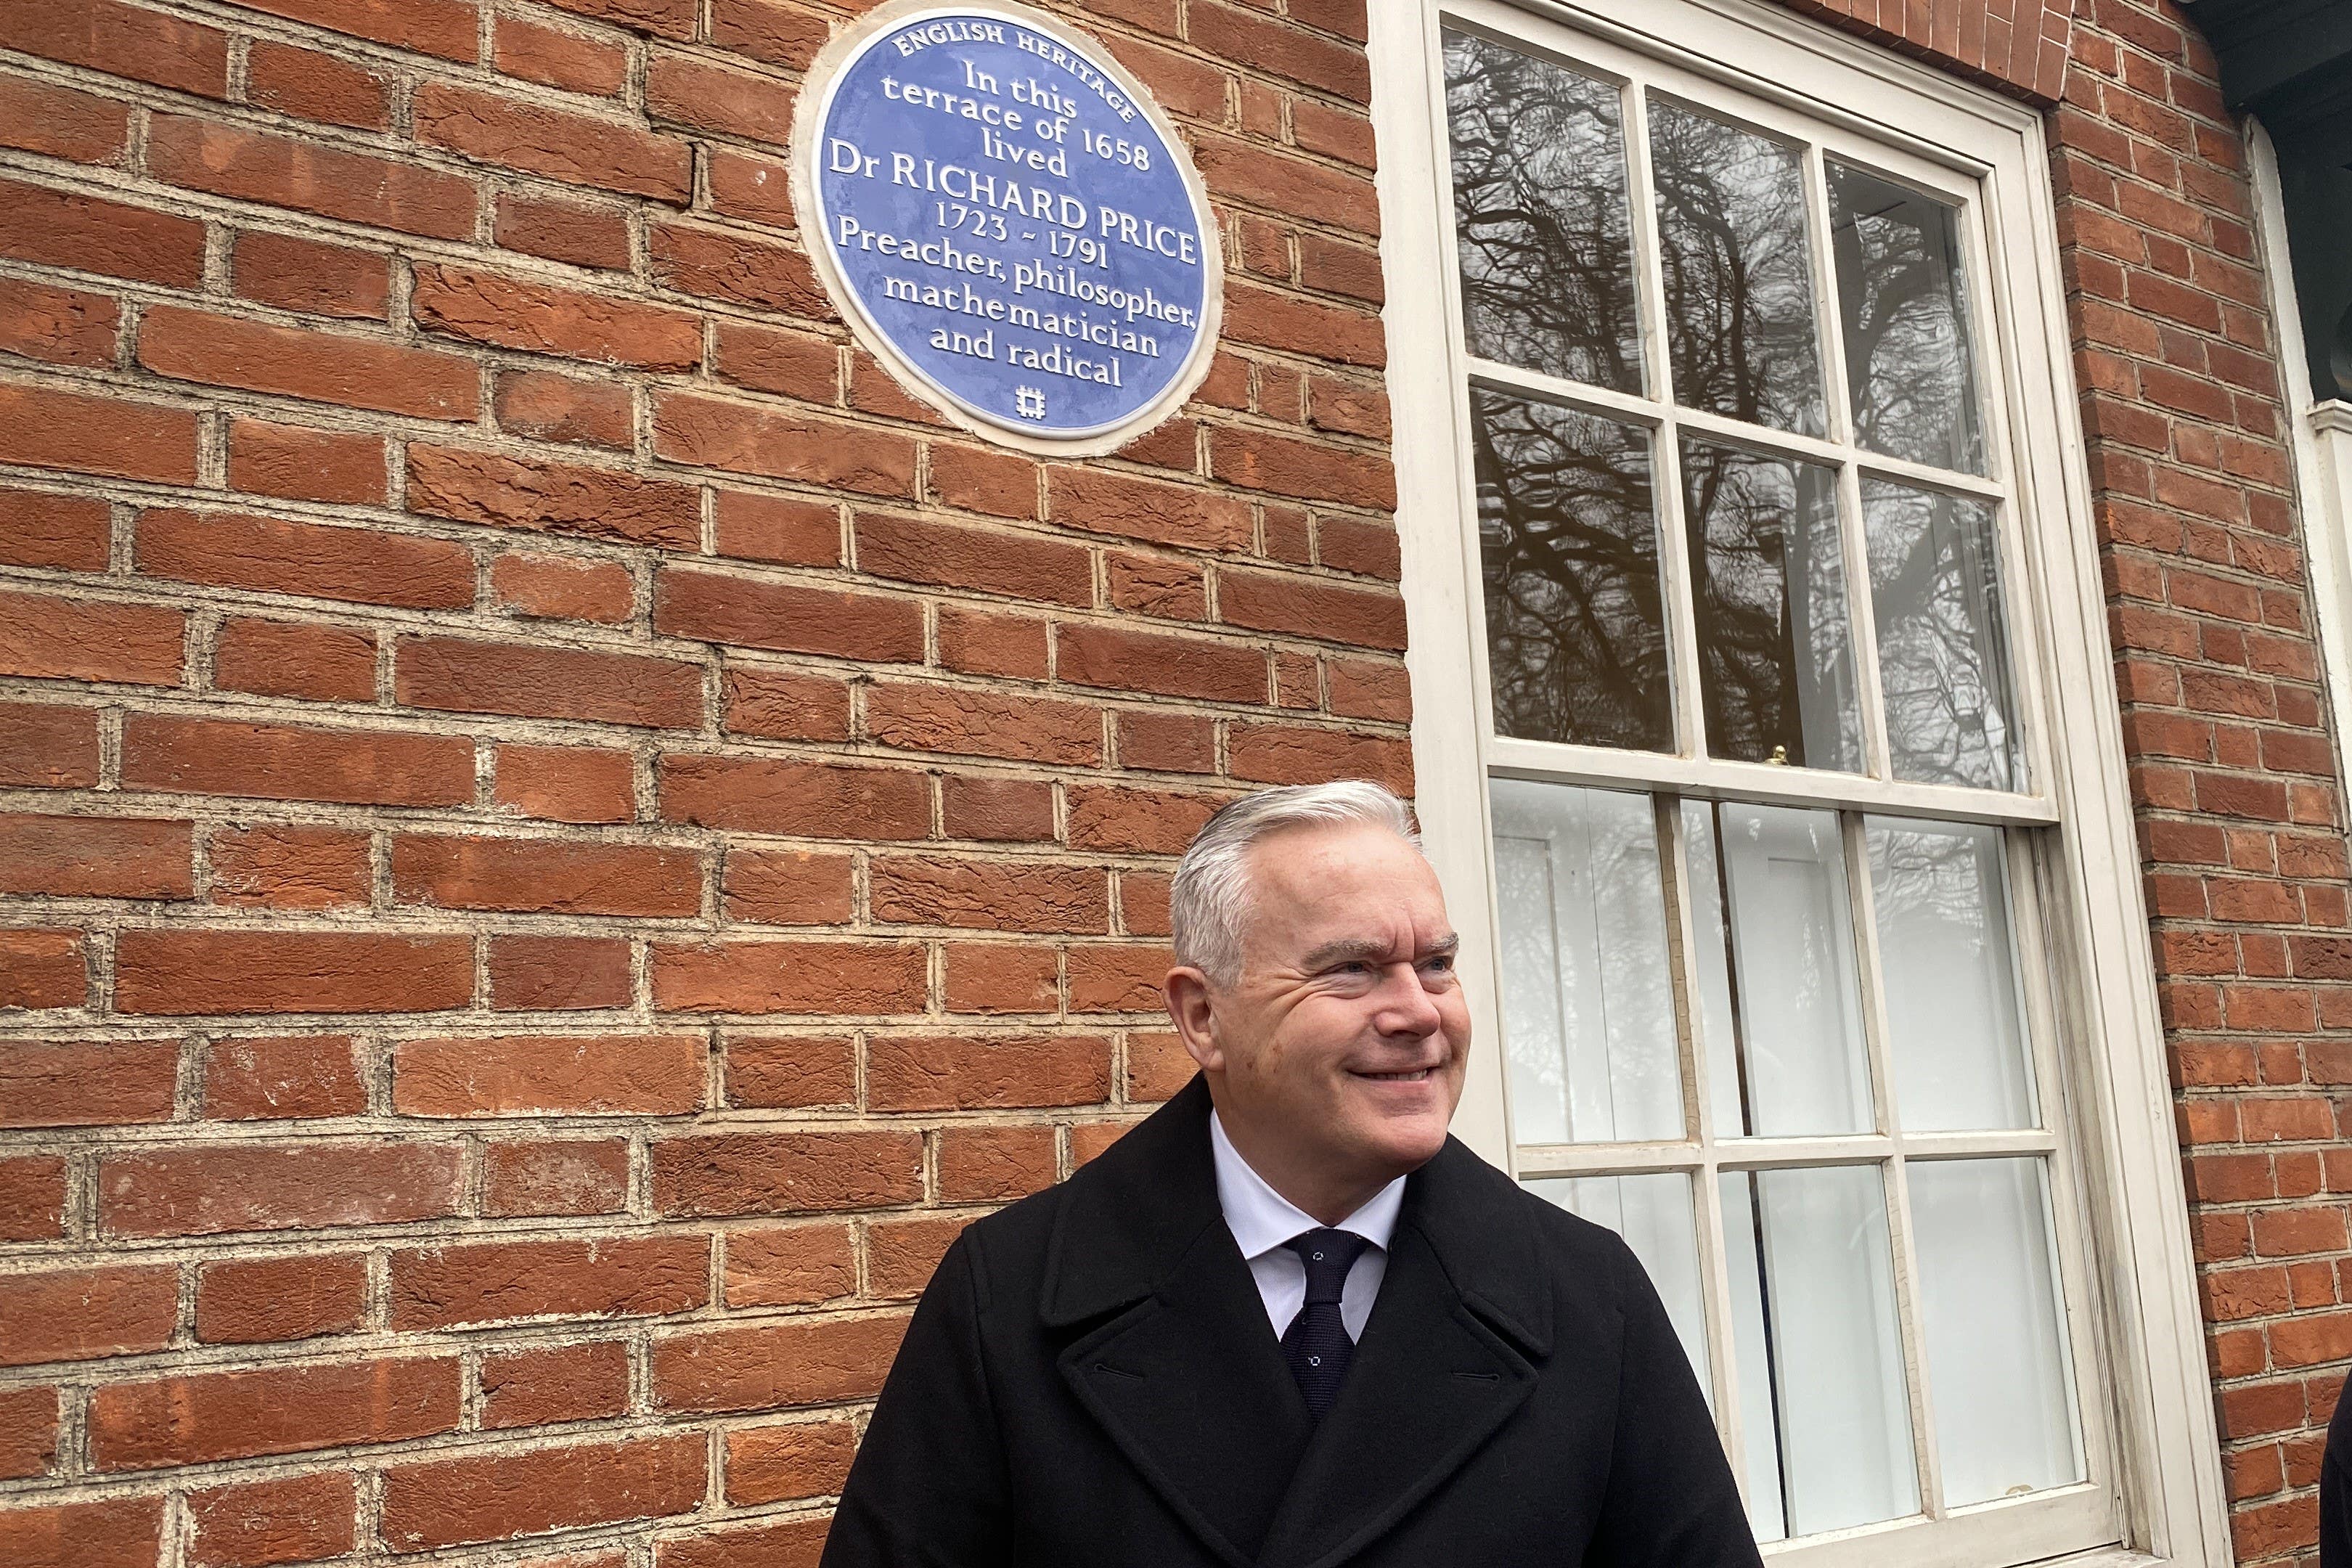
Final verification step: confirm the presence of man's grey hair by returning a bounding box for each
[1169,780,1422,989]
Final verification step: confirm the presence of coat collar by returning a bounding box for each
[1041,1074,1553,1357]
[1044,1076,1559,1568]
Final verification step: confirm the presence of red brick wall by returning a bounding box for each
[1779,0,2075,103]
[0,1,1400,1562]
[2057,6,2343,1565]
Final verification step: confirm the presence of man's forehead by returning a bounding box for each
[1238,823,1450,952]
[1246,817,1427,885]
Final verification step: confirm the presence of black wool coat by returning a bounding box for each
[2324,1370,2352,1567]
[821,1077,1765,1568]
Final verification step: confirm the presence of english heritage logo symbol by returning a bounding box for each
[792,0,1224,455]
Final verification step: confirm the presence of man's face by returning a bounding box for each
[1175,820,1471,1197]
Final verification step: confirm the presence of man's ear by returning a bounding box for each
[1163,966,1224,1073]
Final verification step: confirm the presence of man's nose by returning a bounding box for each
[1373,962,1445,1034]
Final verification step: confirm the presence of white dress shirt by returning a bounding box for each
[1209,1109,1405,1342]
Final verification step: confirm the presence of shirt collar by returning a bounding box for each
[1209,1108,1406,1262]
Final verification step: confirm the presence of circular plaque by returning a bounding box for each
[793,0,1224,455]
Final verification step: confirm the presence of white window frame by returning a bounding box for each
[2251,121,2352,809]
[1367,1,2233,1564]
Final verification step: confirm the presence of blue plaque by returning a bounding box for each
[795,1,1222,452]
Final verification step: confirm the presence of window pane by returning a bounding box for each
[1475,391,1672,750]
[1493,780,1683,1143]
[1445,30,1644,392]
[1650,99,1825,436]
[1864,480,2022,790]
[1723,1165,1917,1540]
[1529,1174,1708,1391]
[1908,1158,2083,1506]
[1866,819,2038,1132]
[1683,441,1861,772]
[1829,162,1985,473]
[1686,802,1872,1138]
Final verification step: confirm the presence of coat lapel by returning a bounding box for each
[1042,1078,1315,1567]
[1252,1139,1556,1568]
[1039,1087,1561,1568]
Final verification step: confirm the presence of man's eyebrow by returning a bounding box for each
[1300,932,1461,968]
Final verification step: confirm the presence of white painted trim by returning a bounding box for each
[2251,121,2352,816]
[1370,1,2232,1563]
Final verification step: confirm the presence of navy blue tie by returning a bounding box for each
[1280,1228,1371,1420]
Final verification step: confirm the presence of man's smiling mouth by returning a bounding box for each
[1352,1067,1434,1082]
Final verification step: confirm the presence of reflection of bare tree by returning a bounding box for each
[1829,163,1984,474]
[1868,820,2001,949]
[1651,102,1824,435]
[1683,442,1861,770]
[1474,391,1670,750]
[1446,31,1643,392]
[1864,481,2017,790]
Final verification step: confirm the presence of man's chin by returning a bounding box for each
[1335,1092,1453,1170]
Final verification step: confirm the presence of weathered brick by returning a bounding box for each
[0,383,198,483]
[150,115,475,239]
[123,717,471,807]
[391,833,701,916]
[137,507,474,610]
[100,1140,464,1236]
[480,1339,631,1429]
[407,443,700,548]
[414,81,691,202]
[0,1265,177,1367]
[658,754,930,838]
[393,1034,705,1116]
[208,825,369,910]
[232,230,390,319]
[90,1357,461,1469]
[187,1471,354,1568]
[138,306,477,420]
[0,589,184,687]
[0,812,192,899]
[650,1129,923,1217]
[651,1312,908,1412]
[0,177,205,285]
[650,939,928,1016]
[397,634,705,729]
[388,1235,709,1328]
[0,1496,164,1568]
[1,1039,178,1129]
[412,263,703,370]
[195,1254,366,1345]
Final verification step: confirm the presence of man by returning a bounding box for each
[822,780,1762,1567]
[2325,1372,2352,1564]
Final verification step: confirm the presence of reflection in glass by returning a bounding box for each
[1866,819,2038,1131]
[1531,1173,1709,1392]
[1908,1159,2083,1506]
[1723,1165,1917,1541]
[1685,802,1872,1138]
[1445,30,1644,392]
[1651,99,1825,436]
[1474,391,1672,751]
[1865,480,2021,790]
[1493,780,1682,1145]
[1683,441,1861,772]
[1829,162,1985,473]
